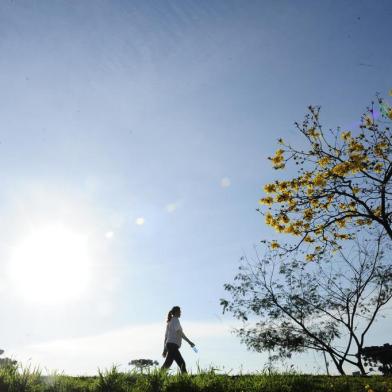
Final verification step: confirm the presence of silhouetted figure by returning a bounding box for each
[161,306,195,374]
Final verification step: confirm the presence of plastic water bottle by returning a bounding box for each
[192,346,198,353]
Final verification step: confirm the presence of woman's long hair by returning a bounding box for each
[167,306,180,322]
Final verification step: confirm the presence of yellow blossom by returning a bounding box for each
[313,173,327,187]
[285,224,300,235]
[332,162,351,176]
[288,199,298,207]
[335,233,351,240]
[363,115,373,127]
[271,241,280,249]
[290,179,300,191]
[265,213,273,225]
[310,199,320,208]
[320,203,330,210]
[315,227,323,235]
[374,142,388,157]
[293,220,304,227]
[373,162,383,173]
[349,158,367,174]
[318,156,331,167]
[271,155,284,164]
[259,197,274,206]
[276,193,291,202]
[373,207,382,217]
[306,183,315,196]
[307,127,320,138]
[277,181,289,192]
[356,218,371,226]
[327,194,335,203]
[341,131,351,141]
[279,214,290,224]
[306,254,315,261]
[348,140,365,152]
[336,219,346,228]
[264,183,276,193]
[270,149,286,169]
[303,209,313,221]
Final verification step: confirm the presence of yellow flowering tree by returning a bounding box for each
[259,95,392,258]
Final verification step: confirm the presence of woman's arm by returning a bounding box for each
[162,327,168,357]
[181,331,195,347]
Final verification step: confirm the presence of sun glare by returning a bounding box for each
[7,224,92,305]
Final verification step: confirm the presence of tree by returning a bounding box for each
[258,96,392,260]
[221,235,392,375]
[0,358,17,368]
[362,343,392,375]
[0,350,17,369]
[128,359,159,373]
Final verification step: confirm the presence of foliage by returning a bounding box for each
[132,371,165,392]
[259,96,392,259]
[43,375,95,391]
[129,359,159,373]
[164,374,199,392]
[0,360,41,392]
[221,235,392,375]
[0,358,18,368]
[96,365,137,392]
[363,344,392,376]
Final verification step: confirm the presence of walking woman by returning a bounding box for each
[161,306,195,373]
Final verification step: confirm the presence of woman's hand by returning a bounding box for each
[189,341,195,348]
[162,350,167,358]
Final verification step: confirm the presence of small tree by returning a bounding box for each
[0,358,17,368]
[0,350,17,369]
[362,343,392,375]
[129,359,159,373]
[221,235,392,375]
[259,96,392,259]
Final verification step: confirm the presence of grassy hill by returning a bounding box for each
[1,364,391,391]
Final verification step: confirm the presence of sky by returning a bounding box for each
[0,0,391,375]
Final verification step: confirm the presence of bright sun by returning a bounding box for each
[7,224,92,305]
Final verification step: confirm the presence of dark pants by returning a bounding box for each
[161,343,187,373]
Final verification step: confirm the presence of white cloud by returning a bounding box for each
[10,321,237,375]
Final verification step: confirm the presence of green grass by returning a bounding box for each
[0,363,391,391]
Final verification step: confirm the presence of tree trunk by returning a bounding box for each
[328,353,346,375]
[336,364,346,375]
[356,359,367,376]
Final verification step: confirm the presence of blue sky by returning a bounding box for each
[0,0,391,375]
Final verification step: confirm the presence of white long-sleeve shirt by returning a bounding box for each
[164,317,183,348]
